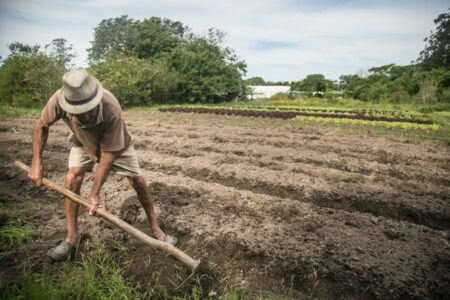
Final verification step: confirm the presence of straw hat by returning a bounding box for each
[57,69,103,114]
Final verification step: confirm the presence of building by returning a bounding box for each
[247,86,291,100]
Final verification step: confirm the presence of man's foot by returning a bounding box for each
[151,225,177,245]
[47,240,76,262]
[152,226,167,241]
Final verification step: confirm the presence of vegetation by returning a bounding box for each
[1,244,143,300]
[417,9,450,70]
[89,55,178,106]
[0,204,34,253]
[291,74,334,93]
[1,10,449,110]
[293,115,439,131]
[244,76,290,86]
[337,64,450,104]
[160,106,436,126]
[0,42,68,108]
[88,16,247,105]
[286,9,450,106]
[0,16,246,108]
[154,99,450,143]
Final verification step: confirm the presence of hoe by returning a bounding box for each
[15,160,200,272]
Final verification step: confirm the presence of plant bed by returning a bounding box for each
[160,107,434,125]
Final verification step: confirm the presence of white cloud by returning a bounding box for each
[0,0,448,80]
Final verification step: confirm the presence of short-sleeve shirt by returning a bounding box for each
[40,89,132,161]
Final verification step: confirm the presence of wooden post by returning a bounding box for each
[15,160,200,272]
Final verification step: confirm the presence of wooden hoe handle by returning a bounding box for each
[15,160,200,272]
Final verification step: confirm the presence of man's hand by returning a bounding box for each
[89,193,100,216]
[28,163,45,186]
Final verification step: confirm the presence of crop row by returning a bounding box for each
[294,116,439,131]
[246,106,427,118]
[159,107,434,125]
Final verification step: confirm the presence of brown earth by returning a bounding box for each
[0,111,449,299]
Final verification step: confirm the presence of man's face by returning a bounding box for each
[75,106,98,124]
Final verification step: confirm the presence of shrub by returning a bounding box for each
[90,55,180,106]
[163,36,246,103]
[0,52,62,108]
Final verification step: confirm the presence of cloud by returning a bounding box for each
[0,0,448,80]
[252,41,298,50]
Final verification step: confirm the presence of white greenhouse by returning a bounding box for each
[247,86,291,99]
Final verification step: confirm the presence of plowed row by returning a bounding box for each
[160,107,434,124]
[0,111,449,299]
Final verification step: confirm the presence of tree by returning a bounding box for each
[45,38,76,71]
[417,9,450,70]
[87,16,189,62]
[90,55,180,106]
[244,77,266,85]
[163,33,246,102]
[8,42,40,56]
[0,43,62,107]
[291,74,332,93]
[128,17,188,59]
[87,15,135,62]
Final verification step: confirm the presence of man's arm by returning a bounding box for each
[28,120,49,186]
[88,151,117,215]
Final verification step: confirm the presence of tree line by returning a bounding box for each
[0,16,247,107]
[0,9,448,107]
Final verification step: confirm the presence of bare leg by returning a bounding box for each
[64,167,86,245]
[127,176,166,241]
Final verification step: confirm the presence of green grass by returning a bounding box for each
[0,225,34,251]
[1,244,143,300]
[0,200,35,253]
[0,105,41,117]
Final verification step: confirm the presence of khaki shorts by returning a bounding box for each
[68,145,142,177]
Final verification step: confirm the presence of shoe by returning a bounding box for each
[47,240,76,262]
[165,235,178,246]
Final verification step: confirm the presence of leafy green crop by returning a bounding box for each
[293,116,439,130]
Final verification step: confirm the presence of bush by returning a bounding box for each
[88,17,246,104]
[163,36,246,103]
[90,55,180,106]
[0,52,62,108]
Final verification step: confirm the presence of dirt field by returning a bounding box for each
[1,111,449,299]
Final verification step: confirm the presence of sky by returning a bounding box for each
[0,0,448,81]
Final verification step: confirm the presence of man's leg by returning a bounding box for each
[64,167,86,244]
[127,176,166,241]
[48,167,86,262]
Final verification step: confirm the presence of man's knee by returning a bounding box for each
[65,167,85,189]
[128,176,146,190]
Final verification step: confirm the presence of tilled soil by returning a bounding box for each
[0,111,449,299]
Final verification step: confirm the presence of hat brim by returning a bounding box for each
[57,78,103,114]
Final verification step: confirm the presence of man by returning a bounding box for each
[29,69,177,262]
